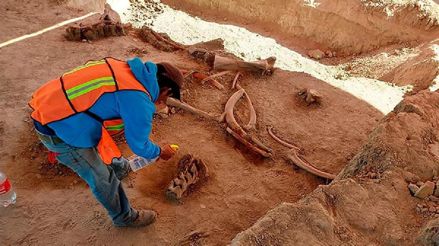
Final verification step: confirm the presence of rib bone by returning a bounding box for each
[268,126,335,180]
[231,72,241,89]
[267,126,300,151]
[287,150,336,180]
[236,85,256,131]
[224,89,272,155]
[226,127,271,158]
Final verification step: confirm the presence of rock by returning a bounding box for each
[369,172,378,179]
[156,105,170,118]
[415,181,436,199]
[417,218,439,245]
[298,88,322,105]
[308,49,325,60]
[434,181,439,197]
[325,50,333,58]
[408,183,420,195]
[417,181,425,187]
[403,171,420,183]
[428,195,439,202]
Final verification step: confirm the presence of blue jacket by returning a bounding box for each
[34,57,161,159]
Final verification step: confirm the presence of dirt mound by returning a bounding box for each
[163,0,439,55]
[232,90,439,245]
[380,40,439,92]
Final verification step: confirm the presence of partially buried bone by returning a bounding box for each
[225,89,272,156]
[166,97,222,122]
[267,126,335,180]
[213,55,276,75]
[166,154,209,201]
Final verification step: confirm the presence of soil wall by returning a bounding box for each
[163,0,439,55]
[66,0,106,12]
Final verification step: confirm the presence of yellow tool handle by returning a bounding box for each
[170,144,179,151]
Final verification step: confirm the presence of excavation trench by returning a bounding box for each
[1,0,438,245]
[103,0,395,243]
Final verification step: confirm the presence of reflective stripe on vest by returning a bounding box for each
[66,76,115,100]
[104,119,124,136]
[64,60,107,75]
[30,57,153,165]
[30,57,151,125]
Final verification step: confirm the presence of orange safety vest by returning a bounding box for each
[103,119,125,136]
[29,57,152,164]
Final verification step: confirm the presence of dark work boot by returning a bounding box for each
[126,209,157,228]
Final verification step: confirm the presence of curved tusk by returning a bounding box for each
[224,89,272,154]
[267,126,300,151]
[287,149,336,180]
[226,127,272,158]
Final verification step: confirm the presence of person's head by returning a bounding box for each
[155,62,184,104]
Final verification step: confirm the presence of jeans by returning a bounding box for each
[35,130,136,226]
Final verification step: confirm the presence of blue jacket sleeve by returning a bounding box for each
[116,91,161,159]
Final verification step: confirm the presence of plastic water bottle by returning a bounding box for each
[128,156,159,172]
[0,171,17,207]
[128,144,179,172]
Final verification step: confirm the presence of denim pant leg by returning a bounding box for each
[36,131,136,226]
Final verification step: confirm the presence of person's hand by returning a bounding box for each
[159,144,177,160]
[157,88,172,104]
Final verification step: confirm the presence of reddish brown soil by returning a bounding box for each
[233,91,439,245]
[0,1,384,245]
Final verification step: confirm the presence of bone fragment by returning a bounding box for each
[226,127,272,158]
[267,126,300,151]
[240,88,257,131]
[231,72,241,89]
[267,126,335,179]
[166,97,221,122]
[213,55,276,75]
[200,71,231,90]
[224,89,272,153]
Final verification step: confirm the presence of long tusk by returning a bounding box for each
[166,98,221,122]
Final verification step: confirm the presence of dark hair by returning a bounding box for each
[156,63,183,100]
